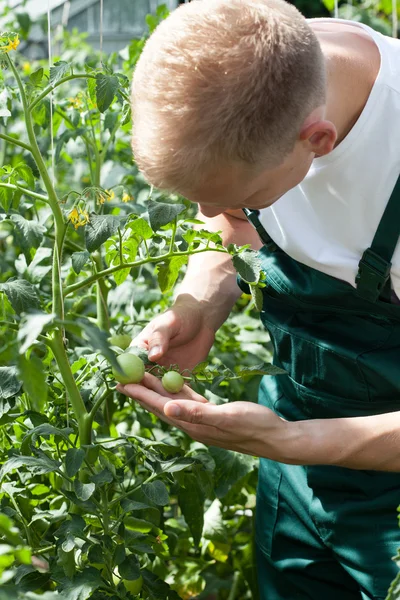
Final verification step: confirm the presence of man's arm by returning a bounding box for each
[176,208,262,331]
[290,412,400,471]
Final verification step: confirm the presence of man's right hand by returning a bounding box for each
[132,294,216,371]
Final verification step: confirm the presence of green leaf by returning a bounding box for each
[17,311,54,354]
[65,448,85,478]
[54,515,86,540]
[147,200,186,231]
[49,60,70,84]
[0,454,60,481]
[143,480,170,506]
[237,363,286,377]
[95,73,119,113]
[141,569,181,600]
[15,163,34,189]
[232,250,262,284]
[202,499,228,543]
[10,215,46,253]
[85,213,125,253]
[118,555,140,580]
[0,183,13,211]
[156,256,187,292]
[0,366,21,400]
[21,424,73,456]
[55,128,85,163]
[0,279,40,314]
[251,285,264,311]
[18,354,48,412]
[208,447,256,498]
[127,217,153,240]
[59,568,102,600]
[29,68,44,87]
[71,250,90,275]
[74,480,95,501]
[77,320,119,370]
[177,473,204,547]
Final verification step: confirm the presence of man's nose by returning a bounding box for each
[198,204,225,218]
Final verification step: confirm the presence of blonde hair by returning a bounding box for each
[131,0,326,193]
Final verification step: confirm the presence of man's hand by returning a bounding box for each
[132,295,216,370]
[117,373,297,462]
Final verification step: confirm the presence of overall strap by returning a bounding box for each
[356,174,400,302]
[242,208,277,250]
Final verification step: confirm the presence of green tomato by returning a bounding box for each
[162,371,184,394]
[122,575,143,594]
[108,333,132,350]
[112,353,145,384]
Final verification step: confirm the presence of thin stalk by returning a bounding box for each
[109,472,158,509]
[0,182,49,203]
[6,56,65,246]
[49,333,90,444]
[102,116,120,157]
[64,246,229,297]
[169,218,177,254]
[93,252,110,331]
[227,571,241,600]
[88,387,112,424]
[29,73,97,112]
[0,132,33,153]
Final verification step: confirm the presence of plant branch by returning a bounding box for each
[0,182,49,203]
[0,132,32,153]
[88,387,112,424]
[64,246,229,297]
[29,74,97,112]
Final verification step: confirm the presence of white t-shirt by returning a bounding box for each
[258,18,400,298]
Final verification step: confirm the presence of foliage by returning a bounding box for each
[0,5,277,599]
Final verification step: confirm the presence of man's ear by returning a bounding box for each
[299,119,337,157]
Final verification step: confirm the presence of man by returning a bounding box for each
[118,1,400,597]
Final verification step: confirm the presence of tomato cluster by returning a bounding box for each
[109,334,185,393]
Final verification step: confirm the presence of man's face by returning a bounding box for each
[188,142,315,217]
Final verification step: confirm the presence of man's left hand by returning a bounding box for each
[117,373,294,461]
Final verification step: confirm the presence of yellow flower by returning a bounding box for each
[98,194,106,205]
[68,207,89,230]
[68,96,84,110]
[105,189,115,201]
[122,193,132,203]
[1,35,20,53]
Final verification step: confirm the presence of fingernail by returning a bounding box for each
[166,404,181,417]
[148,346,162,360]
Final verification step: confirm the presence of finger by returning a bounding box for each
[139,373,208,403]
[140,312,181,361]
[163,399,225,427]
[117,383,177,426]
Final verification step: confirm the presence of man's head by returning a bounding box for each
[131,0,336,212]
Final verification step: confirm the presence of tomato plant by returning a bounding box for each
[0,6,280,600]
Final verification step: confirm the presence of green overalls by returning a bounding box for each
[241,176,400,600]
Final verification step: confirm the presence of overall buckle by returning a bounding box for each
[355,248,391,302]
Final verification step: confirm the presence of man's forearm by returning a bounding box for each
[176,209,261,331]
[287,411,400,471]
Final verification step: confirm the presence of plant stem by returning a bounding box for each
[0,132,32,153]
[109,473,158,509]
[0,182,49,203]
[6,56,65,244]
[49,333,90,444]
[227,571,241,600]
[93,252,110,331]
[88,387,112,424]
[64,246,229,297]
[29,73,97,112]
